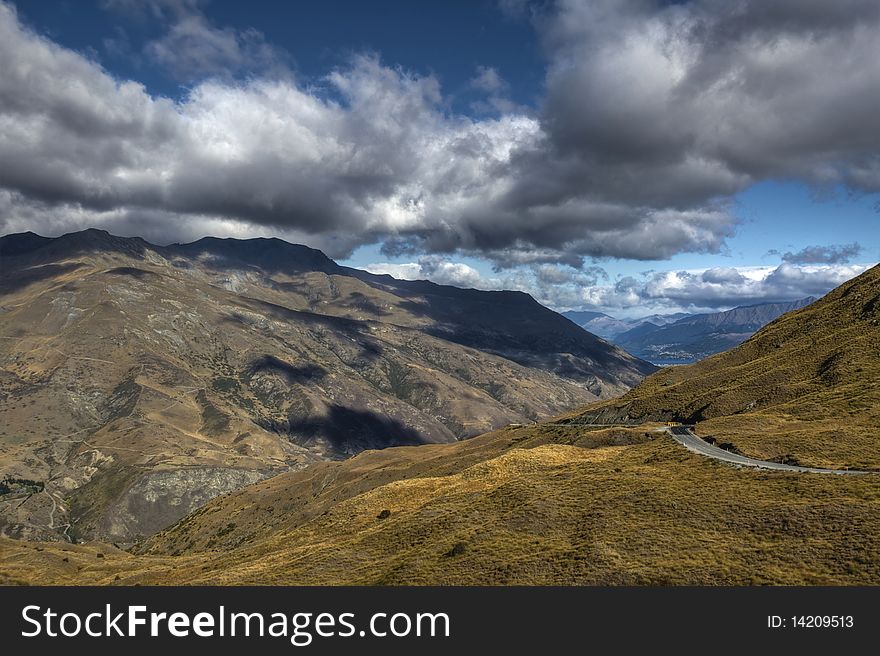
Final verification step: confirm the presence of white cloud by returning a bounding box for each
[361,259,873,316]
[580,263,875,315]
[144,13,287,81]
[1,0,878,281]
[470,66,507,94]
[363,257,484,289]
[0,2,738,265]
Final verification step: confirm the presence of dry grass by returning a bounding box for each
[2,426,879,585]
[568,264,880,469]
[3,259,878,586]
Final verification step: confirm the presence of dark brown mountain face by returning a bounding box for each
[0,229,654,544]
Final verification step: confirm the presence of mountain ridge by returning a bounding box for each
[0,229,654,544]
[2,262,878,585]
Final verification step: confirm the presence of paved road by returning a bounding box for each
[666,426,874,475]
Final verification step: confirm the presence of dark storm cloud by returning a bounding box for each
[771,243,863,265]
[525,0,880,210]
[1,1,879,269]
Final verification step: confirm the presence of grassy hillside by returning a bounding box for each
[2,254,877,586]
[567,264,880,469]
[2,423,878,585]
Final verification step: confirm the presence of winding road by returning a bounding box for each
[666,426,875,475]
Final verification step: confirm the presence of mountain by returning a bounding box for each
[562,309,691,342]
[614,298,817,364]
[559,310,608,324]
[4,264,876,585]
[562,310,630,340]
[569,266,878,469]
[564,300,811,364]
[0,229,655,544]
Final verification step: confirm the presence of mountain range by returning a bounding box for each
[562,310,689,342]
[564,299,816,364]
[0,229,654,544]
[2,263,876,585]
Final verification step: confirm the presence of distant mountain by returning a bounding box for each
[568,265,879,471]
[614,298,817,364]
[560,310,610,326]
[0,230,655,543]
[636,313,692,327]
[562,309,691,341]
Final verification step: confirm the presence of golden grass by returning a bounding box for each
[3,265,878,586]
[3,427,879,585]
[568,264,880,469]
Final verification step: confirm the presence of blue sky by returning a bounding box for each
[2,1,878,317]
[19,1,545,107]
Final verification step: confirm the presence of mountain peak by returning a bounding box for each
[170,235,340,275]
[0,231,52,256]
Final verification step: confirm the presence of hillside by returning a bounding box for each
[2,422,878,585]
[614,298,816,363]
[2,264,877,586]
[0,230,653,544]
[569,265,880,469]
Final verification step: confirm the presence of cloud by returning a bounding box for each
[700,267,747,285]
[579,262,875,315]
[770,242,863,264]
[365,256,485,289]
[364,257,608,309]
[523,0,880,214]
[104,0,288,82]
[146,12,287,82]
[0,0,879,272]
[470,66,507,94]
[468,65,522,115]
[0,2,736,265]
[362,257,873,315]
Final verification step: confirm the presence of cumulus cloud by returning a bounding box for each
[529,0,880,208]
[365,257,485,289]
[0,1,734,265]
[579,263,875,315]
[770,243,863,264]
[0,0,878,273]
[362,257,873,315]
[363,257,606,308]
[470,66,507,94]
[144,14,287,82]
[468,65,523,116]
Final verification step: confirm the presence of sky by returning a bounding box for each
[1,0,877,318]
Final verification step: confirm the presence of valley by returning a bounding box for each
[1,262,878,586]
[0,230,653,544]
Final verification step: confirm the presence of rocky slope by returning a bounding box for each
[0,229,654,543]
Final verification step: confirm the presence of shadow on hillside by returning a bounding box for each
[227,298,385,362]
[103,266,157,279]
[286,404,427,454]
[0,262,84,294]
[248,355,327,383]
